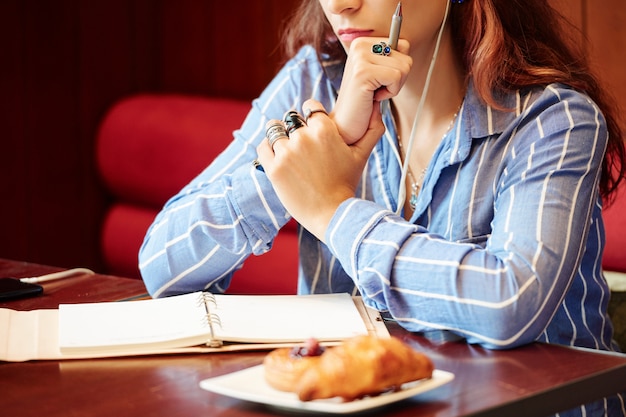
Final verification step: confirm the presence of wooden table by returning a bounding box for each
[1,258,625,417]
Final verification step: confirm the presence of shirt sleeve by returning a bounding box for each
[138,47,322,298]
[326,86,608,349]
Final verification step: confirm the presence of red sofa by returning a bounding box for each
[96,94,298,294]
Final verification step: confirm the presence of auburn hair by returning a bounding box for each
[282,0,625,203]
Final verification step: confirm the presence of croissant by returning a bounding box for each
[263,335,434,401]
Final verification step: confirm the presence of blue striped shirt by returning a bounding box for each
[139,45,619,353]
[140,45,625,416]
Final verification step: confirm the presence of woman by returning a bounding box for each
[141,0,623,364]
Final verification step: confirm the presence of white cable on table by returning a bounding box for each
[19,268,95,284]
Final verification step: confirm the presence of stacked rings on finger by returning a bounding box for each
[372,41,391,56]
[265,120,289,152]
[303,108,328,123]
[283,110,306,135]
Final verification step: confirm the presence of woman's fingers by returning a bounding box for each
[333,37,411,144]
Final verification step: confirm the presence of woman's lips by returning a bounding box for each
[337,29,375,43]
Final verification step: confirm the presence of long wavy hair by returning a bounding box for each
[282,0,625,203]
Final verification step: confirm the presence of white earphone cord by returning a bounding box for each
[20,268,95,284]
[395,0,451,215]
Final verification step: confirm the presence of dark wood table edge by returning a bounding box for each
[463,360,626,417]
[3,258,626,417]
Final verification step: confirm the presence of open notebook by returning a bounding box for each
[1,292,388,362]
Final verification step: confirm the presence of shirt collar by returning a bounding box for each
[450,82,524,163]
[463,81,522,139]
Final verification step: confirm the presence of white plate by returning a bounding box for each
[199,365,454,414]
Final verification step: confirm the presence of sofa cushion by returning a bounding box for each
[100,203,157,279]
[101,202,298,294]
[96,94,298,294]
[603,187,626,272]
[97,94,251,207]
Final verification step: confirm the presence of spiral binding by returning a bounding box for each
[199,292,223,347]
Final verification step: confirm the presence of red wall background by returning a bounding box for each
[0,0,299,272]
[0,0,624,274]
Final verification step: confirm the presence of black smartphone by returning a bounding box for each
[0,278,44,301]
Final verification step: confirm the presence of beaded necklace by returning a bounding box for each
[397,107,460,210]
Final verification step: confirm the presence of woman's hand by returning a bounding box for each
[332,37,411,144]
[257,99,385,241]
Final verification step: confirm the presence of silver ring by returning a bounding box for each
[303,108,328,123]
[372,41,391,56]
[283,110,306,135]
[265,120,288,151]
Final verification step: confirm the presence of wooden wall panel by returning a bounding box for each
[0,0,103,268]
[551,0,626,134]
[549,0,583,32]
[158,1,289,99]
[0,0,298,272]
[0,1,27,259]
[586,0,626,134]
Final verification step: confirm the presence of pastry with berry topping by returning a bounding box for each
[263,335,434,401]
[263,337,325,393]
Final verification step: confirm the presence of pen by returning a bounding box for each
[388,2,403,50]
